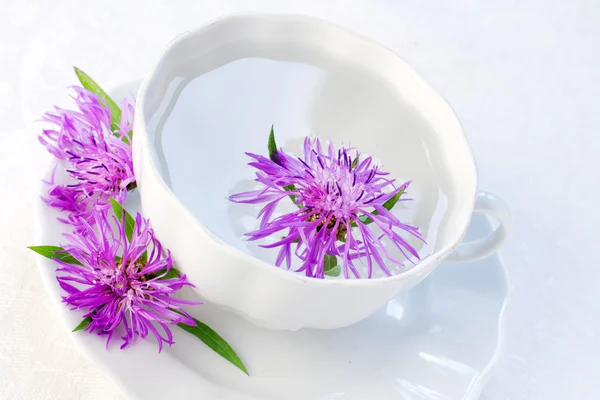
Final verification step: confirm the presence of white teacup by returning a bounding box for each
[133,14,511,330]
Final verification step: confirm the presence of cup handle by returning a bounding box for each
[446,191,511,263]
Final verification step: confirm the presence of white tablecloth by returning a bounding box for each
[1,1,598,399]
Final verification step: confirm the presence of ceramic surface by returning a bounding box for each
[133,14,511,330]
[34,162,509,400]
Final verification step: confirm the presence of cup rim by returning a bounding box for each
[134,12,478,287]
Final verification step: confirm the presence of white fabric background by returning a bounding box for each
[0,1,598,399]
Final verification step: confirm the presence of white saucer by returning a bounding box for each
[33,81,509,400]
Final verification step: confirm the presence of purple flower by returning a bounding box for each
[39,86,135,222]
[55,209,197,351]
[230,137,424,279]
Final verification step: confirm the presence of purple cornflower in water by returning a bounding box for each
[39,86,135,222]
[230,137,424,279]
[55,209,197,351]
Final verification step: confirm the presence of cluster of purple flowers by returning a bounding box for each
[39,86,197,350]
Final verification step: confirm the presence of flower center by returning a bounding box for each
[306,213,349,241]
[109,257,151,299]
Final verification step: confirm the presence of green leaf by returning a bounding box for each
[74,67,123,133]
[325,265,341,277]
[353,187,406,226]
[268,125,301,207]
[177,318,248,375]
[357,215,370,224]
[155,267,180,280]
[268,125,278,163]
[323,254,341,277]
[73,316,93,332]
[351,155,359,169]
[282,184,299,206]
[109,197,135,242]
[28,245,81,265]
